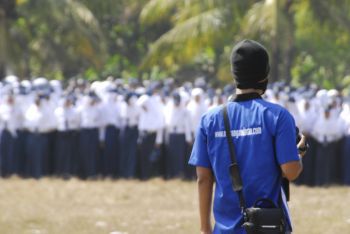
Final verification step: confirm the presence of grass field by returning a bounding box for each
[0,178,349,234]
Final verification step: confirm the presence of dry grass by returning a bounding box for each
[0,178,349,234]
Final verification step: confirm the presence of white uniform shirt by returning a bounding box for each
[16,94,35,129]
[187,99,207,135]
[285,101,301,127]
[120,96,140,127]
[311,112,346,143]
[137,94,165,144]
[44,98,59,131]
[101,95,123,129]
[24,100,57,133]
[0,101,21,136]
[165,101,192,143]
[79,103,103,129]
[55,105,80,131]
[298,100,317,135]
[340,103,350,136]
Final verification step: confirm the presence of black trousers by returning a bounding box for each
[25,132,49,179]
[54,130,78,177]
[138,131,156,180]
[103,125,120,177]
[184,142,196,180]
[295,136,317,186]
[78,128,99,179]
[16,130,29,177]
[314,141,337,186]
[0,130,16,177]
[120,126,138,178]
[165,133,186,179]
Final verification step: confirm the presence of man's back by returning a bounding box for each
[189,94,299,233]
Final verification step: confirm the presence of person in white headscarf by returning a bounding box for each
[0,93,21,176]
[137,83,165,179]
[54,95,80,177]
[77,92,104,179]
[340,99,350,184]
[119,92,141,178]
[100,89,123,177]
[164,92,192,179]
[24,93,57,178]
[187,88,208,138]
[311,106,346,185]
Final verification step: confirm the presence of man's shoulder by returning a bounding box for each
[258,99,293,118]
[202,105,224,120]
[201,100,292,120]
[259,98,286,110]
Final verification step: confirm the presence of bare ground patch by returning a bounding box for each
[0,178,348,234]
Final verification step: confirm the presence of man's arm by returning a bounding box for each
[196,166,214,234]
[280,135,307,181]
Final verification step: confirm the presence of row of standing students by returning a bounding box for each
[0,89,202,180]
[0,127,196,180]
[2,76,350,185]
[4,126,349,185]
[296,136,350,186]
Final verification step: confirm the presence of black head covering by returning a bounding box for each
[231,39,270,90]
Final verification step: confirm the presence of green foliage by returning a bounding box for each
[293,0,350,88]
[139,0,250,75]
[2,0,350,89]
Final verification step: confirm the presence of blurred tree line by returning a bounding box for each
[1,0,350,89]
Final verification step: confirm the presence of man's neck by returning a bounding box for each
[236,88,263,95]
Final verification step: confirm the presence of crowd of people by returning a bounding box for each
[264,84,350,186]
[0,75,349,185]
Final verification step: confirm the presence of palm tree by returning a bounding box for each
[139,0,255,80]
[4,0,108,79]
[299,0,350,87]
[309,0,350,32]
[241,0,296,83]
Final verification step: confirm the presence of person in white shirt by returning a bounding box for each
[208,90,225,111]
[311,107,346,185]
[187,88,208,138]
[164,92,192,178]
[340,100,350,184]
[100,90,123,177]
[137,83,165,179]
[24,94,55,179]
[119,92,140,178]
[77,92,103,179]
[298,98,317,135]
[186,88,207,179]
[285,96,302,128]
[0,94,21,176]
[295,97,317,186]
[45,94,60,176]
[24,80,57,176]
[54,95,80,177]
[328,89,342,118]
[15,83,33,177]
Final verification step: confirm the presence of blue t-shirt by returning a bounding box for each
[189,97,299,234]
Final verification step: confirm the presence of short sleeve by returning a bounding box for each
[275,110,300,165]
[188,116,212,168]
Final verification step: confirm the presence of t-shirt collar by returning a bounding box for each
[229,92,262,102]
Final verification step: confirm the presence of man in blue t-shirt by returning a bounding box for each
[189,40,306,234]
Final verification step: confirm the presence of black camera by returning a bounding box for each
[242,199,286,234]
[296,127,309,154]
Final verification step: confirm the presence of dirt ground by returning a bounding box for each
[0,178,349,234]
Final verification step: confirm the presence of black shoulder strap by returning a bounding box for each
[222,104,246,211]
